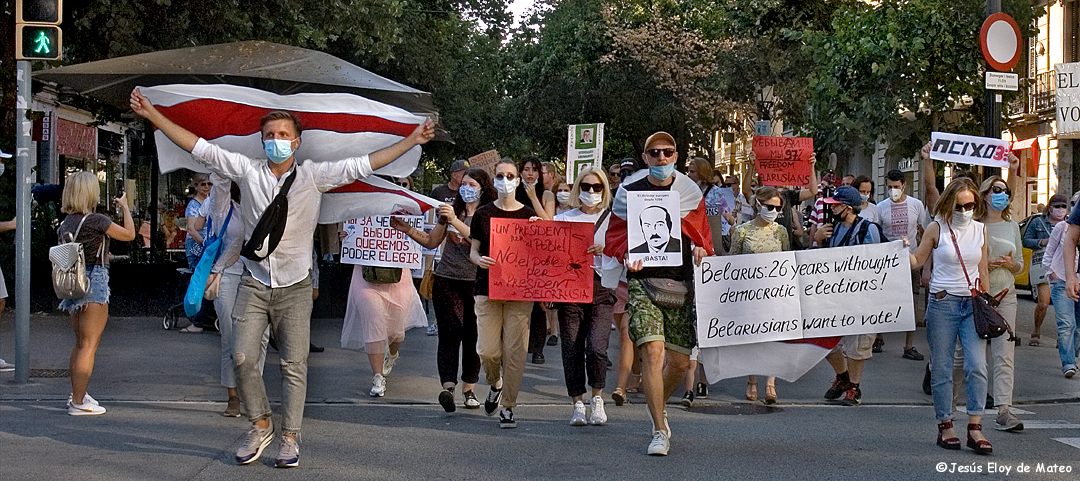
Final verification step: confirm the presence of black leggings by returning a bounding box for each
[432,275,480,385]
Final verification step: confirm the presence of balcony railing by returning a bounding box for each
[1008,71,1055,119]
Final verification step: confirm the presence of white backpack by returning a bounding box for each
[49,215,99,300]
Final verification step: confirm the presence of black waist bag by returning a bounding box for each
[241,170,298,261]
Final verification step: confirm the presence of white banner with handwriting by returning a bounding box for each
[695,241,915,347]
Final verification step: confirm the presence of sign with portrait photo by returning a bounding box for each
[626,191,682,267]
[567,123,605,172]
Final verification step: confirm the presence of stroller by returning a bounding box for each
[162,267,219,330]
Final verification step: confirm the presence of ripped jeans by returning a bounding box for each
[233,272,313,435]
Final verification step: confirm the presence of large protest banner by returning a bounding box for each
[695,241,915,348]
[488,219,594,303]
[567,123,605,181]
[929,132,1011,168]
[626,191,682,267]
[341,215,424,269]
[752,136,813,186]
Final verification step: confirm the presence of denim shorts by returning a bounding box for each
[58,265,110,313]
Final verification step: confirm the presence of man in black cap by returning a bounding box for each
[815,185,884,406]
[431,159,469,204]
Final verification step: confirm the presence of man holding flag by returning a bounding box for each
[130,88,434,468]
[603,132,713,456]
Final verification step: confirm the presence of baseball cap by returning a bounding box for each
[823,185,861,206]
[450,159,469,173]
[644,132,676,150]
[0,147,11,159]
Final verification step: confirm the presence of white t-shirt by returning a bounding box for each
[554,209,605,269]
[876,196,931,252]
[859,201,881,224]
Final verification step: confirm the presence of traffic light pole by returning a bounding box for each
[14,61,32,384]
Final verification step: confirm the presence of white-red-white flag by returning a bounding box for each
[698,337,840,383]
[139,84,441,222]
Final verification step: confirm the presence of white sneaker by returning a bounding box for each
[383,352,399,376]
[589,395,607,425]
[646,403,671,439]
[0,358,13,372]
[68,393,99,406]
[647,430,670,455]
[68,399,106,416]
[570,401,587,426]
[369,373,387,397]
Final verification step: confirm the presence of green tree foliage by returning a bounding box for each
[802,0,1040,157]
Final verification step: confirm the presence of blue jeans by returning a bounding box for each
[926,294,987,421]
[1052,280,1080,372]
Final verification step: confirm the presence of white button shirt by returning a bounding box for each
[192,138,374,288]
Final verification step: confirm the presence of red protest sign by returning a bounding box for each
[488,218,594,303]
[752,136,814,186]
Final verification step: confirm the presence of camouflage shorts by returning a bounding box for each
[627,278,696,355]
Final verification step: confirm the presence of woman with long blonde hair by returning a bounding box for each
[59,171,135,415]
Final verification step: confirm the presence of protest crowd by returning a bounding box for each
[3,85,1077,468]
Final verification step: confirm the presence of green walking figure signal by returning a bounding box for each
[33,30,52,54]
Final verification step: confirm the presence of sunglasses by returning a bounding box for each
[990,185,1011,196]
[723,183,736,188]
[647,148,676,158]
[580,182,605,193]
[398,183,411,188]
[494,173,516,180]
[760,203,782,212]
[1051,204,1068,209]
[197,182,212,187]
[954,202,977,212]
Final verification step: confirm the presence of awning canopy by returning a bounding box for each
[1011,137,1040,178]
[34,40,437,118]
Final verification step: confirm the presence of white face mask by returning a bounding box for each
[556,191,571,205]
[579,191,603,208]
[759,208,779,223]
[952,209,974,227]
[889,188,903,202]
[494,177,519,197]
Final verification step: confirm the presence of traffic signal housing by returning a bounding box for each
[16,0,62,24]
[15,0,62,60]
[16,24,62,60]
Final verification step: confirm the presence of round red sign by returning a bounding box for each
[979,13,1022,72]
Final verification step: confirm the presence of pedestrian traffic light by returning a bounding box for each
[16,24,62,60]
[15,0,63,60]
[16,0,62,25]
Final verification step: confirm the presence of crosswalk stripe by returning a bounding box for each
[1052,438,1080,449]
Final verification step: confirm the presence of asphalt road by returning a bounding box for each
[1,296,1078,480]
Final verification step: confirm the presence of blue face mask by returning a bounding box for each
[649,163,675,181]
[989,192,1009,212]
[263,139,295,164]
[459,185,480,203]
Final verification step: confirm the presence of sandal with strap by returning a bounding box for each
[937,420,961,450]
[967,423,993,455]
[1028,336,1040,347]
[745,381,758,401]
[612,388,626,406]
[764,384,777,405]
[626,374,642,394]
